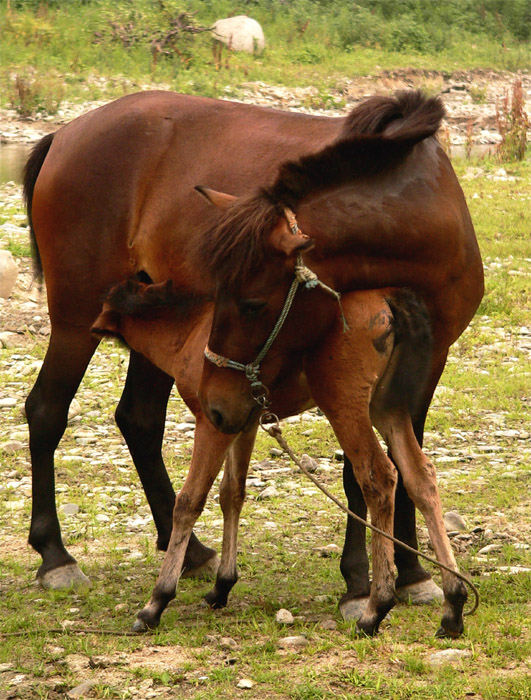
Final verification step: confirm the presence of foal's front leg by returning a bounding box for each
[204,422,258,609]
[133,415,234,631]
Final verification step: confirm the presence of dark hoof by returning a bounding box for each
[435,624,464,639]
[133,609,160,632]
[355,620,379,637]
[132,617,149,633]
[203,589,228,610]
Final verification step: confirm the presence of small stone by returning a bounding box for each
[477,543,502,555]
[0,332,17,348]
[278,635,308,650]
[0,249,18,298]
[62,503,80,516]
[0,397,17,408]
[258,485,279,500]
[68,399,82,421]
[95,513,110,523]
[270,447,283,457]
[320,619,337,630]
[237,678,255,689]
[428,649,472,666]
[300,454,318,473]
[220,636,238,650]
[67,679,97,699]
[314,543,340,557]
[275,608,294,625]
[0,440,24,453]
[0,663,13,672]
[444,511,467,532]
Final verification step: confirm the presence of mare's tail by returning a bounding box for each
[23,132,55,283]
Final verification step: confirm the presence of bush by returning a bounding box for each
[7,71,64,118]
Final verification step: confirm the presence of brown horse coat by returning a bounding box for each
[24,90,443,597]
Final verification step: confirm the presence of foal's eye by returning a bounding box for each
[238,299,267,316]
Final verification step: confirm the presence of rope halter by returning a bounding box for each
[204,208,348,410]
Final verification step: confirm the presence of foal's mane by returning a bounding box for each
[200,91,444,286]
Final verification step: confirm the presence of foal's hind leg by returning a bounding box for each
[116,350,218,577]
[204,423,258,609]
[376,412,467,638]
[25,327,99,589]
[133,414,234,631]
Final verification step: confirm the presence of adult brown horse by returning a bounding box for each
[91,277,454,637]
[194,92,483,633]
[23,90,439,604]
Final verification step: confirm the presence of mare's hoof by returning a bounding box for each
[203,590,228,610]
[132,617,149,633]
[39,563,90,590]
[355,618,380,637]
[435,626,464,639]
[396,578,443,605]
[339,596,369,622]
[181,554,220,580]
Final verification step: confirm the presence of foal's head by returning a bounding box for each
[195,187,335,434]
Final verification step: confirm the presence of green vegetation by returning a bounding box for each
[1,0,530,114]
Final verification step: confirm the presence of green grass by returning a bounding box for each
[1,0,530,114]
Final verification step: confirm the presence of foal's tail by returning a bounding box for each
[23,132,55,283]
[384,289,434,421]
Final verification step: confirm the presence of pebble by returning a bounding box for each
[0,397,17,407]
[270,447,284,457]
[62,503,80,516]
[444,511,467,532]
[477,543,502,555]
[257,485,279,500]
[300,454,318,473]
[314,543,340,557]
[428,649,472,666]
[219,637,238,650]
[320,619,337,630]
[237,679,254,689]
[0,440,24,453]
[275,608,295,625]
[67,679,97,699]
[278,635,308,650]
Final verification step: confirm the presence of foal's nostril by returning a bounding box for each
[210,408,225,430]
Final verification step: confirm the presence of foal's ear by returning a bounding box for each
[194,185,237,210]
[269,217,315,257]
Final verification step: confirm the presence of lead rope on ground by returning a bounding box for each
[260,416,480,617]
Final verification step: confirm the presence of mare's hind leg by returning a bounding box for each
[376,412,467,638]
[204,423,258,609]
[25,327,99,589]
[133,414,234,631]
[116,350,218,577]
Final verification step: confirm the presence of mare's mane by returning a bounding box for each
[200,91,444,286]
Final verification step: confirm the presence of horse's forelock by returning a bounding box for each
[200,193,283,287]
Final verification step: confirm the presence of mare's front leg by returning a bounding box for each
[25,326,99,589]
[116,350,218,576]
[204,422,258,609]
[133,415,234,631]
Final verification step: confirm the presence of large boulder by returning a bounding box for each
[211,15,265,54]
[0,250,18,299]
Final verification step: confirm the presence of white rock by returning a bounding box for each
[237,678,255,689]
[428,649,472,666]
[275,608,294,625]
[0,250,18,298]
[62,503,80,516]
[212,16,265,54]
[258,485,279,500]
[444,511,467,532]
[278,635,308,649]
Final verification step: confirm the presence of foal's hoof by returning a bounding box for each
[181,554,220,580]
[435,624,464,639]
[396,578,443,606]
[39,563,91,590]
[132,617,149,633]
[132,610,159,633]
[339,596,369,622]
